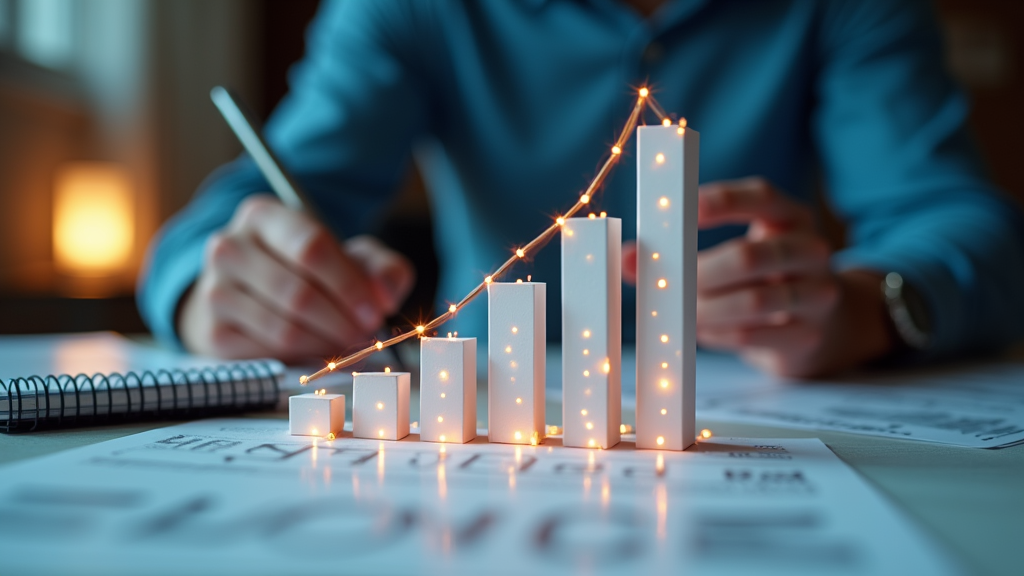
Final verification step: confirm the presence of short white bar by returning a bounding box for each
[352,372,410,441]
[289,393,346,437]
[488,282,546,445]
[420,336,477,444]
[561,216,621,449]
[636,125,699,451]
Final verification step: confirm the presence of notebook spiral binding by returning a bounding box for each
[1,362,280,433]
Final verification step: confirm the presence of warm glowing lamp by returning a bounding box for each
[53,162,134,276]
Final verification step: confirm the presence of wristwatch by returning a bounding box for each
[880,272,932,351]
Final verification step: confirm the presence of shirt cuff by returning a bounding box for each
[136,234,207,350]
[833,247,962,360]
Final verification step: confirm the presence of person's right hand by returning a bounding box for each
[178,195,415,362]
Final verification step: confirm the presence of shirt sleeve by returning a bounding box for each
[813,0,1024,357]
[136,0,431,348]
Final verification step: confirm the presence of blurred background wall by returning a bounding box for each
[0,0,1019,335]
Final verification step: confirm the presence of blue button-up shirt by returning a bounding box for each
[139,0,1024,357]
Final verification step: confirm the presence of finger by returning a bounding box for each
[344,235,416,315]
[621,241,638,285]
[697,232,831,294]
[696,277,839,328]
[208,279,341,360]
[231,196,384,331]
[698,178,814,231]
[206,232,366,347]
[697,320,821,355]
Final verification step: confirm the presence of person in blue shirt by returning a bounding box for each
[138,0,1024,377]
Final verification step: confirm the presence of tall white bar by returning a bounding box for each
[420,336,477,444]
[636,125,699,451]
[352,372,411,441]
[561,216,621,449]
[488,282,546,445]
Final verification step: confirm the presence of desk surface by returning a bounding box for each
[2,392,1021,576]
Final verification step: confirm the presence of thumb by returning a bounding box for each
[344,235,416,315]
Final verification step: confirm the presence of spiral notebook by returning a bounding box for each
[0,332,283,433]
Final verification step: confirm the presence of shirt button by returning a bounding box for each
[643,42,663,63]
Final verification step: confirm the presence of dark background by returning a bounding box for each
[0,0,1020,336]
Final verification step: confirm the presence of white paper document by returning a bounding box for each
[693,354,1024,448]
[0,419,959,576]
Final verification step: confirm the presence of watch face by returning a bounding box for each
[902,282,932,336]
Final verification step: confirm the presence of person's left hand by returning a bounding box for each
[624,177,895,378]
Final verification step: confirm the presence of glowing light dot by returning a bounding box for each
[583,370,590,377]
[514,431,522,441]
[440,393,446,398]
[585,388,591,396]
[657,279,667,289]
[586,422,594,430]
[505,345,512,353]
[326,432,336,440]
[652,311,658,317]
[581,409,588,416]
[656,436,665,446]
[516,397,523,404]
[611,145,622,155]
[602,361,611,373]
[375,342,384,350]
[448,304,457,313]
[661,335,669,343]
[439,370,448,380]
[510,361,518,368]
[652,252,660,259]
[384,367,391,373]
[677,127,684,135]
[655,153,665,164]
[588,439,596,447]
[661,408,667,415]
[376,402,384,410]
[378,429,385,437]
[662,118,671,126]
[311,428,318,435]
[583,349,590,355]
[485,275,493,284]
[679,118,688,128]
[660,379,669,389]
[600,211,607,218]
[659,196,670,208]
[416,325,425,334]
[700,429,713,439]
[580,194,590,204]
[516,248,525,258]
[639,87,649,97]
[512,326,518,334]
[583,330,591,338]
[556,216,565,225]
[588,213,596,219]
[439,435,446,442]
[437,416,444,423]
[299,375,308,385]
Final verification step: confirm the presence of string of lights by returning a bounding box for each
[300,87,677,385]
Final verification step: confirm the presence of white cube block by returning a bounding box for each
[561,216,622,449]
[289,393,346,437]
[488,282,545,445]
[636,125,698,451]
[420,336,477,443]
[353,372,410,441]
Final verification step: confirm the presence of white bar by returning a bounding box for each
[288,393,346,437]
[352,372,411,441]
[636,125,698,450]
[420,336,477,443]
[488,282,546,445]
[561,217,622,449]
